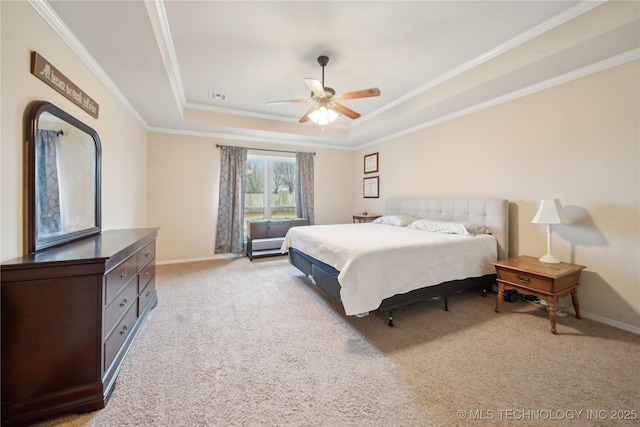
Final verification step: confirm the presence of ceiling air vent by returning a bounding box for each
[209,92,227,101]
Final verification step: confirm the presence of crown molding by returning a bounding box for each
[359,49,639,149]
[355,0,607,129]
[28,0,149,129]
[147,125,354,151]
[144,0,185,119]
[29,0,628,151]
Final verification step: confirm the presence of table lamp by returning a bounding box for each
[531,199,570,264]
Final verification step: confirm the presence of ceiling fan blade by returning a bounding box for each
[299,105,319,123]
[331,103,361,120]
[336,87,380,100]
[304,78,326,97]
[266,98,313,106]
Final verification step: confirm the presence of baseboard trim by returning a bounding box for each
[491,288,639,335]
[572,310,640,335]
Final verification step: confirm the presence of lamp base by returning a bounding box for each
[539,252,561,264]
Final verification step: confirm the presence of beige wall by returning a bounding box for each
[147,133,355,262]
[355,61,640,331]
[1,1,148,261]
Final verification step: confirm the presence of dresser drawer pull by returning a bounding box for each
[119,325,128,336]
[119,298,128,308]
[145,251,152,258]
[145,271,150,277]
[145,289,152,297]
[516,275,530,284]
[120,270,128,279]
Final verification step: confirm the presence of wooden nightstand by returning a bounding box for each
[352,214,381,223]
[493,255,586,334]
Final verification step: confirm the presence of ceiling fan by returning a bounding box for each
[267,55,381,125]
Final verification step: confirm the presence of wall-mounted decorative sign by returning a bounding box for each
[31,52,100,119]
[363,176,379,198]
[364,152,379,174]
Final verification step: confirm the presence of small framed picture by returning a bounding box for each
[363,176,379,198]
[364,152,379,174]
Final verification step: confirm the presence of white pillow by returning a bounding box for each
[407,219,491,236]
[372,215,419,227]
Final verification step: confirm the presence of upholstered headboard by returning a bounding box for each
[385,199,509,260]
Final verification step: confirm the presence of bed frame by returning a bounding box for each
[288,198,509,326]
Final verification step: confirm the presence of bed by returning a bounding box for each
[281,198,509,326]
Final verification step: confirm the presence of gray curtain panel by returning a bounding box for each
[295,152,314,224]
[36,129,61,236]
[215,146,247,254]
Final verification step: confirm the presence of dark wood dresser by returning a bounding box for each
[1,228,159,426]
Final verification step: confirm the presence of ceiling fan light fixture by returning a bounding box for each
[267,55,380,125]
[308,106,339,125]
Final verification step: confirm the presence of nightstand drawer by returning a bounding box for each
[496,269,553,293]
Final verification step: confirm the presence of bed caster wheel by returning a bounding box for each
[482,289,487,297]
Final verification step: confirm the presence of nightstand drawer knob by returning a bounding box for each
[516,275,530,284]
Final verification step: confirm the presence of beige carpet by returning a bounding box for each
[35,257,639,426]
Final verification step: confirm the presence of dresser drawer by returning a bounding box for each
[138,277,156,314]
[104,303,137,369]
[137,241,155,270]
[105,256,137,306]
[138,262,155,292]
[496,268,553,293]
[104,279,138,338]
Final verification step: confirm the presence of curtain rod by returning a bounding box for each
[215,144,315,156]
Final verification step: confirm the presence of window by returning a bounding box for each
[245,155,297,234]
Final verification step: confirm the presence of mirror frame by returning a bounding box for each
[26,101,102,253]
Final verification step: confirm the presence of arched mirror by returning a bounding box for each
[27,101,101,253]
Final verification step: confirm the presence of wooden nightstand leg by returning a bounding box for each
[571,287,581,319]
[547,297,557,334]
[495,283,504,313]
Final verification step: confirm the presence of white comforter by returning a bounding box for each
[281,223,498,316]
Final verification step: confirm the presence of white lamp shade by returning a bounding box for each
[531,199,570,224]
[308,106,339,125]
